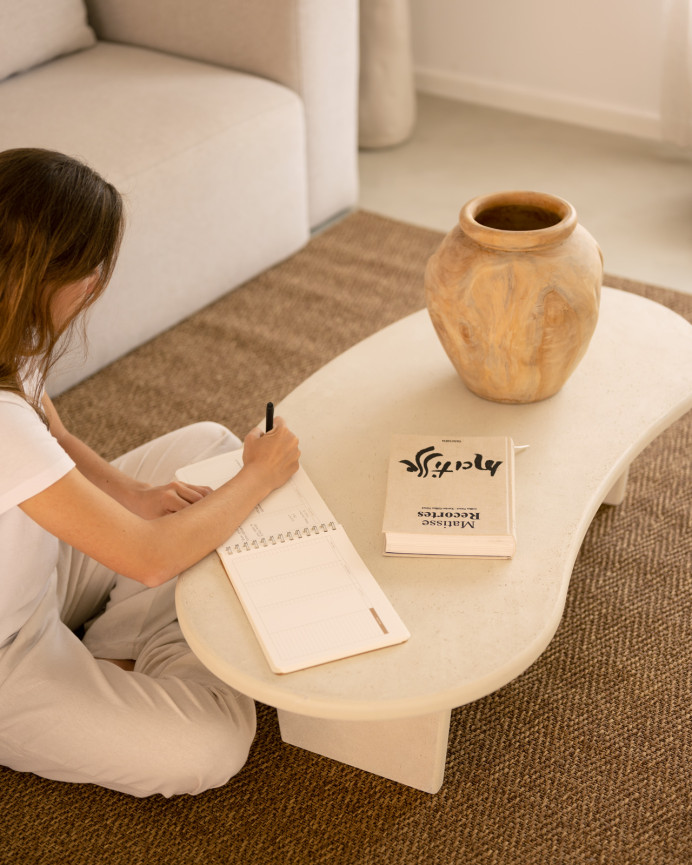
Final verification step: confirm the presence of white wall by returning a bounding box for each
[410,0,666,139]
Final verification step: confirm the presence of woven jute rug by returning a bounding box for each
[1,211,690,865]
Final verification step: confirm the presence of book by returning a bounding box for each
[382,435,516,558]
[176,450,410,674]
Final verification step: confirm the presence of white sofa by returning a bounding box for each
[0,0,359,393]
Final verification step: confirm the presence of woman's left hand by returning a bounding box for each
[128,481,213,519]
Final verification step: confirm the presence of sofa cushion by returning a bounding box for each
[0,0,95,81]
[85,0,359,229]
[0,42,310,392]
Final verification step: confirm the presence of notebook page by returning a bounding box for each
[176,449,336,549]
[177,449,410,673]
[220,528,410,673]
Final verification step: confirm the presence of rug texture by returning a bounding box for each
[1,211,690,865]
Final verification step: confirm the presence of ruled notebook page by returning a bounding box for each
[177,451,409,673]
[220,527,408,673]
[178,450,335,548]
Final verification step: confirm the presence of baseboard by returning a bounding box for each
[415,67,661,141]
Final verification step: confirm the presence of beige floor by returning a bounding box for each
[358,94,692,296]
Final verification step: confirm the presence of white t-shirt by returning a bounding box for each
[0,389,74,646]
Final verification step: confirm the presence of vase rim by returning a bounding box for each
[459,190,577,250]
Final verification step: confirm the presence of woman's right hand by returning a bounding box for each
[241,417,300,494]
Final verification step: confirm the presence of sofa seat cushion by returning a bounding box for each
[0,42,310,391]
[0,0,95,81]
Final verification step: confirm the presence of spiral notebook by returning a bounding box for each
[176,450,409,674]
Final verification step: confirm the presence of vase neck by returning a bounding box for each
[459,191,577,251]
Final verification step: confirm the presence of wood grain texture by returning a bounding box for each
[425,191,603,403]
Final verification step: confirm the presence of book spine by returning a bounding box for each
[222,521,338,555]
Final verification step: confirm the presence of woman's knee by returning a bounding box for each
[157,696,257,796]
[185,421,238,447]
[112,421,241,484]
[175,422,242,464]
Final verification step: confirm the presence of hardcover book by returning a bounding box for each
[382,434,516,558]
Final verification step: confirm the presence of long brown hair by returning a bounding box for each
[0,148,124,411]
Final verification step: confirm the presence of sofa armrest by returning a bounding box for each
[84,0,359,227]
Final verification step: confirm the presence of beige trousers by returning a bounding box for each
[0,423,256,797]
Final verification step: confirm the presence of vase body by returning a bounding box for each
[425,191,603,403]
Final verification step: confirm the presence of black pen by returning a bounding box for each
[265,401,274,433]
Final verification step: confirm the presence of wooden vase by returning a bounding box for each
[424,191,603,403]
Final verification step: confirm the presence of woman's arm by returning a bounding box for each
[42,394,212,518]
[21,404,300,586]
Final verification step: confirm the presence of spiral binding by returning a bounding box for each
[223,521,337,555]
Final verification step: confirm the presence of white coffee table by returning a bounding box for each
[176,287,692,793]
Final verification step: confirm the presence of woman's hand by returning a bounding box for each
[42,392,215,520]
[23,400,302,586]
[126,481,214,519]
[241,417,300,495]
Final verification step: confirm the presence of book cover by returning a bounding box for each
[382,435,516,558]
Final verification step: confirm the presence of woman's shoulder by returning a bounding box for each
[0,389,67,462]
[0,390,74,511]
[0,387,42,421]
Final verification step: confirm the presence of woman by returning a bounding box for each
[0,148,300,796]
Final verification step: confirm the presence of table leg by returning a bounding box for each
[602,466,630,505]
[276,708,451,794]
